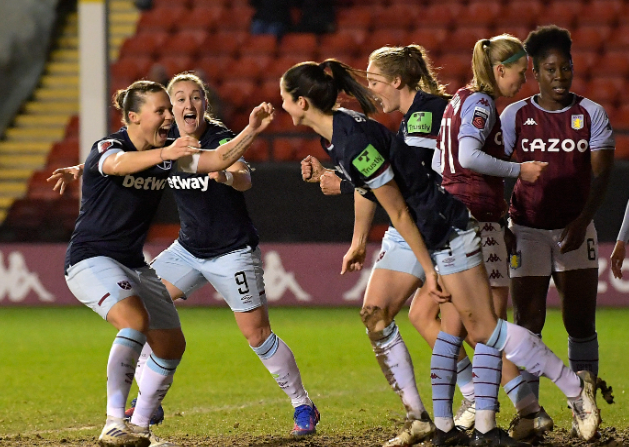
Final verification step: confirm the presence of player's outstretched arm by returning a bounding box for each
[196,103,274,173]
[103,136,200,176]
[47,163,85,194]
[208,161,251,191]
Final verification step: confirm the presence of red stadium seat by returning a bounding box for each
[229,55,273,81]
[585,77,624,106]
[219,79,256,109]
[48,138,79,168]
[119,32,168,58]
[577,0,624,26]
[445,27,490,54]
[436,53,472,79]
[540,0,584,28]
[177,6,223,32]
[136,7,187,33]
[605,25,629,51]
[571,51,599,78]
[374,4,418,31]
[405,29,448,55]
[278,33,319,59]
[336,7,373,32]
[190,0,228,7]
[161,30,208,57]
[570,76,588,96]
[240,34,278,57]
[111,57,153,81]
[571,25,612,53]
[198,31,245,58]
[440,74,463,95]
[157,55,195,77]
[364,29,407,50]
[152,0,192,9]
[272,137,325,161]
[319,32,360,60]
[65,115,79,139]
[612,104,629,132]
[590,50,629,78]
[414,4,462,29]
[492,26,530,42]
[614,134,629,159]
[195,56,232,85]
[253,78,282,108]
[244,137,271,162]
[261,55,304,80]
[218,6,254,32]
[500,0,544,27]
[3,199,50,232]
[457,0,502,27]
[270,112,298,133]
[28,171,79,201]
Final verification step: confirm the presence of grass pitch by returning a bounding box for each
[0,307,627,446]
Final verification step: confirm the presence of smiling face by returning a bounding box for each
[128,90,173,148]
[495,56,529,98]
[280,79,305,126]
[170,80,207,139]
[366,62,401,113]
[534,48,573,108]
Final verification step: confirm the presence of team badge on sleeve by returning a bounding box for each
[472,107,489,129]
[98,139,117,154]
[571,115,584,130]
[407,112,433,134]
[352,144,385,178]
[219,138,232,145]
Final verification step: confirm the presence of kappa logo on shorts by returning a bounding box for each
[483,237,498,247]
[486,254,502,263]
[117,280,132,290]
[510,251,522,269]
[488,270,504,279]
[482,223,496,232]
[376,251,386,262]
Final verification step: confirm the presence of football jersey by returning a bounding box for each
[502,94,615,229]
[399,90,449,171]
[65,128,174,270]
[168,121,259,258]
[323,108,469,250]
[438,88,507,222]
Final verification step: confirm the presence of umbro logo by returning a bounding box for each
[523,118,538,125]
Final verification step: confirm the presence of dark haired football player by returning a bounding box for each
[282,58,600,445]
[611,200,629,279]
[51,80,273,447]
[501,25,615,438]
[433,34,552,444]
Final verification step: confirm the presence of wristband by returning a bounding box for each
[224,170,234,186]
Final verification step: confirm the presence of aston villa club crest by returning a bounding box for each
[509,251,522,269]
[571,114,584,130]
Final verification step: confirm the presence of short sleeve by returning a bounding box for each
[94,139,124,176]
[350,142,394,189]
[459,92,496,146]
[500,100,527,157]
[582,99,615,151]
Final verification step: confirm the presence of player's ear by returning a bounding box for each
[532,67,540,82]
[392,76,402,89]
[297,96,309,111]
[128,110,140,125]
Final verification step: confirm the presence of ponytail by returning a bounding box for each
[113,80,167,125]
[469,35,525,97]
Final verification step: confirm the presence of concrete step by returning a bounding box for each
[110,23,136,36]
[51,49,78,62]
[0,142,51,154]
[13,115,70,128]
[24,102,78,114]
[0,181,29,195]
[0,197,15,208]
[47,62,79,75]
[33,88,78,102]
[4,127,65,141]
[58,36,78,49]
[40,75,78,89]
[109,0,137,12]
[110,11,140,24]
[0,154,46,169]
[0,169,33,181]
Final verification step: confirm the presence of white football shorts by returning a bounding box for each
[373,226,427,282]
[151,241,266,312]
[508,221,599,277]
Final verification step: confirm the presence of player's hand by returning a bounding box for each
[610,240,626,279]
[559,217,589,254]
[300,155,326,183]
[249,102,275,132]
[519,161,548,183]
[162,136,201,160]
[426,271,451,303]
[341,243,367,274]
[320,171,342,195]
[209,170,227,183]
[47,164,84,195]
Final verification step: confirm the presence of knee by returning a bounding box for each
[246,325,272,348]
[360,305,391,334]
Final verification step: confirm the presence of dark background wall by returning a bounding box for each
[155,160,629,243]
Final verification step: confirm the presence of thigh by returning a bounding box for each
[374,227,427,282]
[363,267,422,321]
[491,286,509,321]
[552,221,599,273]
[135,266,182,331]
[553,268,598,337]
[151,241,208,299]
[65,256,139,321]
[204,246,266,312]
[509,223,553,278]
[479,222,509,288]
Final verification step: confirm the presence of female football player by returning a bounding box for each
[282,58,600,445]
[501,25,615,436]
[611,200,629,279]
